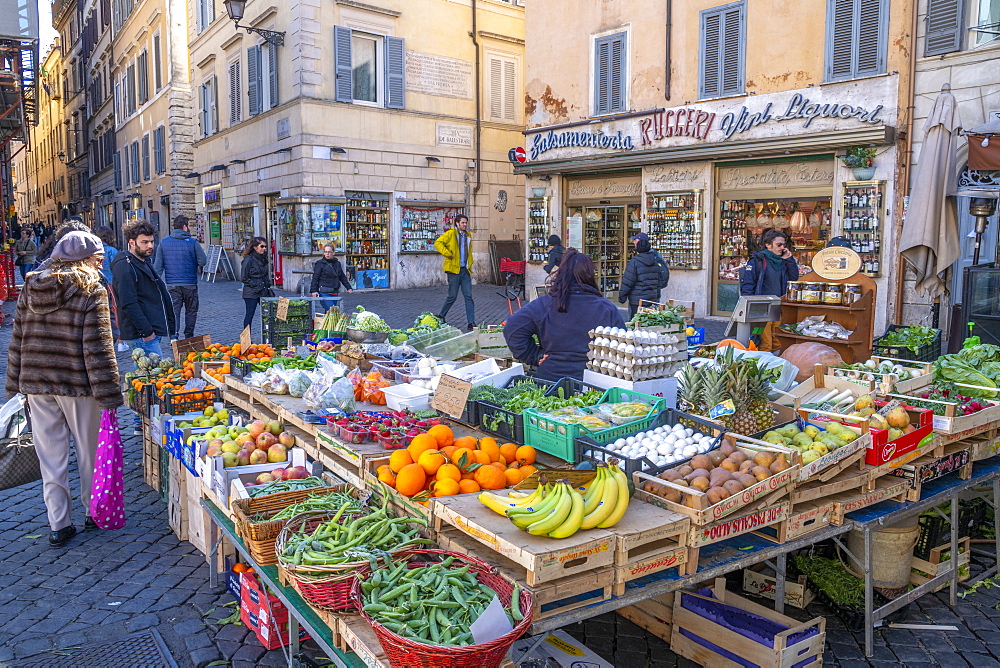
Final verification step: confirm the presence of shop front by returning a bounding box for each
[517,78,901,332]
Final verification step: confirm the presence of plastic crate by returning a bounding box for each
[575,408,728,476]
[260,297,313,319]
[422,330,479,359]
[871,325,942,363]
[914,501,986,559]
[499,258,526,274]
[477,375,556,444]
[160,387,221,416]
[547,376,603,400]
[687,327,706,345]
[261,315,312,347]
[523,387,667,462]
[370,359,414,381]
[230,357,256,380]
[126,383,154,417]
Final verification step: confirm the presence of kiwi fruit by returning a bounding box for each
[722,479,744,495]
[751,465,772,482]
[677,465,694,477]
[737,473,758,488]
[753,451,776,468]
[707,451,726,467]
[691,476,711,491]
[690,454,712,471]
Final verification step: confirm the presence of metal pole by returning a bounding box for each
[775,552,787,615]
[950,495,959,605]
[865,527,874,657]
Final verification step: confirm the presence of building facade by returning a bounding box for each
[85,0,118,231]
[186,0,525,290]
[902,0,1000,329]
[53,0,91,222]
[14,44,66,231]
[110,0,196,239]
[518,0,915,334]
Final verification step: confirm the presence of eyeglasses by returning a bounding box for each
[255,244,266,249]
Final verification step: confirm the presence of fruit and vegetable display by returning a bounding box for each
[877,325,938,352]
[597,421,719,469]
[279,496,431,567]
[175,405,230,429]
[246,475,327,498]
[905,387,995,416]
[374,427,538,500]
[933,344,1000,398]
[358,554,526,646]
[245,353,319,374]
[639,442,792,506]
[760,421,859,464]
[349,370,392,406]
[628,304,686,327]
[406,357,450,391]
[388,312,445,345]
[588,327,688,380]
[314,307,352,339]
[798,392,916,440]
[203,419,295,467]
[350,305,391,333]
[329,410,440,448]
[265,488,366,520]
[832,358,925,382]
[780,342,844,383]
[678,347,778,435]
[532,401,657,431]
[478,462,631,538]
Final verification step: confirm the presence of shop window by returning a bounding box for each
[699,2,745,100]
[488,54,518,123]
[593,32,626,115]
[334,26,405,109]
[925,0,965,55]
[825,0,888,82]
[975,0,1000,45]
[229,59,242,125]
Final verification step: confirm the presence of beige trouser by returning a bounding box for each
[27,394,102,531]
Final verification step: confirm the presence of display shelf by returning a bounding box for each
[839,181,884,277]
[646,191,702,270]
[527,197,551,263]
[345,193,390,287]
[399,203,464,253]
[577,205,626,294]
[780,299,870,312]
[775,272,876,363]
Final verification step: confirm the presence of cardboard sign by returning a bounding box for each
[515,469,596,490]
[276,297,290,321]
[240,325,252,350]
[432,374,472,419]
[876,399,903,417]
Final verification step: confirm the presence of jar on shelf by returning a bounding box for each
[801,282,823,304]
[842,284,862,305]
[823,283,843,305]
[785,281,801,303]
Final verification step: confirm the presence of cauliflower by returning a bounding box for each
[417,312,441,329]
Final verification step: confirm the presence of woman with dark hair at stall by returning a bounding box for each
[240,236,273,329]
[503,249,625,381]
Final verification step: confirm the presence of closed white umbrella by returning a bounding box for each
[899,84,963,294]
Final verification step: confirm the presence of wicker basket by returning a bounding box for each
[232,483,367,566]
[351,549,534,668]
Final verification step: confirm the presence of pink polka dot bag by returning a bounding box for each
[90,409,126,530]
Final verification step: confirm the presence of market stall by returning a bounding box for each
[130,295,1000,666]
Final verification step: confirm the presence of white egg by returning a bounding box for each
[624,345,635,355]
[625,331,636,341]
[614,438,627,448]
[684,428,694,438]
[682,445,698,457]
[626,436,636,445]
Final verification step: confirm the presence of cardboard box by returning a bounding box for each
[239,572,310,650]
[210,446,310,507]
[582,370,679,406]
[508,630,613,668]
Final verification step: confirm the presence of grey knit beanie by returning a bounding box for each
[51,231,104,262]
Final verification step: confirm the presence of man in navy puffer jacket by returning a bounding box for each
[153,216,207,340]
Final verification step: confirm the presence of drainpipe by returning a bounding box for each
[471,0,481,197]
[893,0,921,323]
[664,0,672,101]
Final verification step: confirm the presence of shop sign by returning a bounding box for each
[639,108,716,145]
[720,93,885,141]
[647,164,706,187]
[810,247,862,280]
[566,175,642,200]
[529,129,634,161]
[718,162,835,191]
[203,185,222,210]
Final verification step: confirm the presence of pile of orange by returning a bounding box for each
[375,424,537,502]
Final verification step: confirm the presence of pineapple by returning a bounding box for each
[678,363,705,414]
[747,367,775,432]
[726,363,759,435]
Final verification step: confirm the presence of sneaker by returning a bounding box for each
[49,525,77,547]
[85,516,97,530]
[467,323,476,331]
[116,341,130,352]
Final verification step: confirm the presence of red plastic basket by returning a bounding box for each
[352,549,533,668]
[499,258,526,274]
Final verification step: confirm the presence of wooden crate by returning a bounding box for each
[612,499,689,565]
[671,579,825,668]
[826,357,933,396]
[172,334,212,361]
[431,493,615,585]
[887,441,974,501]
[684,503,790,573]
[183,466,209,556]
[616,593,675,642]
[828,476,910,520]
[614,544,689,595]
[886,391,1000,437]
[337,615,391,668]
[742,565,815,609]
[436,528,614,622]
[167,457,188,541]
[143,424,162,492]
[910,537,971,591]
[757,499,840,543]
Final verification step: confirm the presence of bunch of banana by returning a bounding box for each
[477,464,631,539]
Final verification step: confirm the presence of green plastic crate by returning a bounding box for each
[522,387,667,463]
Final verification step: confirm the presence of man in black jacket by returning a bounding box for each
[310,245,353,311]
[111,220,176,367]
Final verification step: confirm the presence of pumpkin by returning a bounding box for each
[717,339,747,351]
[781,342,844,383]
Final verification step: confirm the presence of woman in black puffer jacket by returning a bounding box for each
[241,237,272,328]
[619,239,663,318]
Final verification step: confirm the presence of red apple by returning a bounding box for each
[270,467,287,480]
[236,449,252,466]
[249,449,269,465]
[256,432,277,449]
[247,420,267,438]
[278,432,295,447]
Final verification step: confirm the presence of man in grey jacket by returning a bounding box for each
[153,216,207,341]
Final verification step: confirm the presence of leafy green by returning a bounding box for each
[879,325,938,351]
[933,344,1000,398]
[793,555,864,608]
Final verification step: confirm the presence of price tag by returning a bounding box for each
[432,374,472,419]
[515,468,596,490]
[240,325,251,351]
[276,297,290,322]
[876,399,903,417]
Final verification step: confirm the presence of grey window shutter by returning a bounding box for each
[210,76,218,133]
[503,58,516,121]
[199,83,207,137]
[113,152,121,189]
[609,35,624,112]
[229,60,242,124]
[334,26,353,103]
[925,0,964,56]
[385,36,405,109]
[720,7,744,96]
[131,142,139,183]
[268,44,278,108]
[594,38,609,114]
[856,0,885,75]
[700,4,744,99]
[153,34,162,90]
[594,33,625,114]
[137,51,148,103]
[826,0,887,81]
[142,134,150,180]
[827,0,855,80]
[700,12,721,98]
[247,45,261,116]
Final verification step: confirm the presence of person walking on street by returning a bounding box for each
[94,226,119,283]
[153,216,207,341]
[310,244,353,311]
[111,220,175,365]
[619,238,666,318]
[14,228,36,282]
[544,235,564,275]
[241,236,272,329]
[739,228,799,352]
[6,231,122,546]
[434,214,475,331]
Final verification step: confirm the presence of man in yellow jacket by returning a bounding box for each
[434,214,475,330]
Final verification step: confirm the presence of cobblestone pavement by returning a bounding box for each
[0,278,996,667]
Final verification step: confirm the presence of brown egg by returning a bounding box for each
[690,476,711,491]
[751,466,772,482]
[722,480,745,496]
[737,474,759,488]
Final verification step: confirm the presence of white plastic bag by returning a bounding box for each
[716,348,800,396]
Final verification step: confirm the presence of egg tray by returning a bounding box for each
[576,408,728,476]
[588,329,689,347]
[588,347,689,365]
[586,361,687,382]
